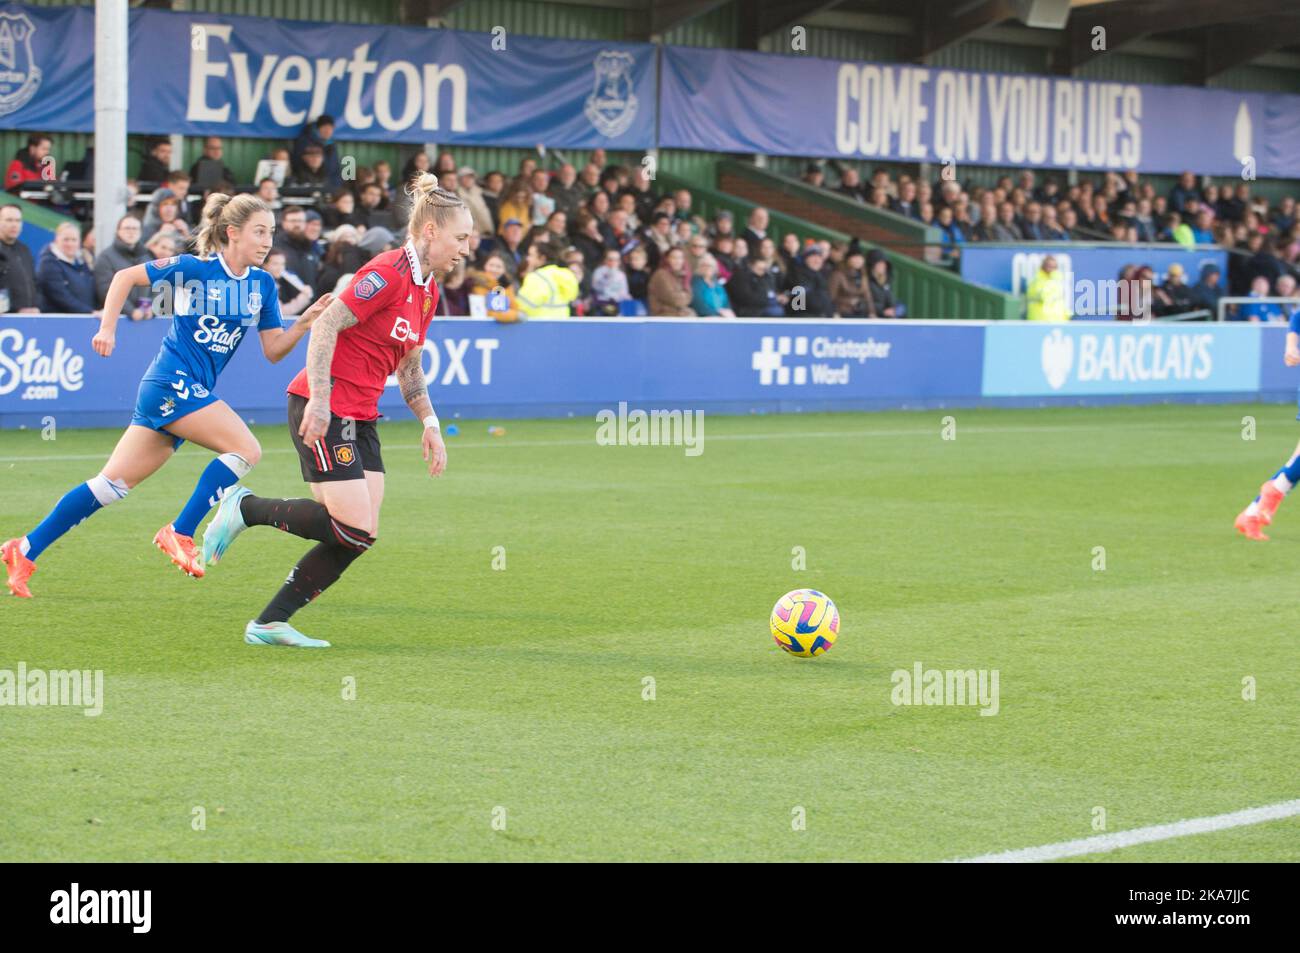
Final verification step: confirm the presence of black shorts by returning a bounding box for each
[287,394,385,483]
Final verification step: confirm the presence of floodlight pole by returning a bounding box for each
[94,0,129,261]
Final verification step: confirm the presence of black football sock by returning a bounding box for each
[240,495,333,542]
[255,529,375,625]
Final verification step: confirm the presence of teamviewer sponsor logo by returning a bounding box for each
[752,334,892,385]
[390,316,420,343]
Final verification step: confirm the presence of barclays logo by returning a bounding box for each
[1040,329,1073,390]
[1039,327,1213,390]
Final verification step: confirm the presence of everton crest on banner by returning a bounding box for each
[0,4,94,128]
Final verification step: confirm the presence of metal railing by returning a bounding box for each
[1216,296,1300,322]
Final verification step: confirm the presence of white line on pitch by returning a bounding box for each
[0,421,1226,464]
[951,798,1300,863]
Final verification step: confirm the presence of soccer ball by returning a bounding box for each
[770,589,840,658]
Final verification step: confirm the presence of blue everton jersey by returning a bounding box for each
[141,253,283,390]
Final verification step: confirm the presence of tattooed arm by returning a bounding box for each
[297,297,359,444]
[395,346,447,477]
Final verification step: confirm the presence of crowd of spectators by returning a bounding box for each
[0,121,903,319]
[5,116,1300,321]
[413,147,902,319]
[808,160,1300,318]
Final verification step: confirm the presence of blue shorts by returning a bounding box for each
[130,371,222,450]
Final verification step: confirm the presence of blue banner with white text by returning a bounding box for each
[0,316,984,429]
[659,46,1300,178]
[982,322,1262,397]
[4,317,1300,430]
[0,3,655,149]
[5,2,1300,176]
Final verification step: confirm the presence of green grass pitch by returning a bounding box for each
[2,404,1298,861]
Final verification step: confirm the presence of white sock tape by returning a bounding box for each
[87,473,129,507]
[218,452,254,480]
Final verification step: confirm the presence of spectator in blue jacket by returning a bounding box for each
[36,222,96,313]
[1190,209,1215,245]
[1188,263,1225,318]
[691,254,734,317]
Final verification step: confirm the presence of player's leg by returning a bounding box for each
[365,470,385,539]
[1258,438,1300,523]
[162,399,261,537]
[243,478,374,649]
[207,395,369,563]
[1236,436,1300,540]
[235,396,378,646]
[3,426,175,597]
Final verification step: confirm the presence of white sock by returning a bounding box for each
[1246,501,1261,517]
[19,536,30,557]
[1274,475,1293,494]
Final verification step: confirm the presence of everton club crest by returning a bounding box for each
[0,12,42,118]
[584,51,638,138]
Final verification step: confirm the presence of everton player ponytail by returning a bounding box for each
[196,192,269,257]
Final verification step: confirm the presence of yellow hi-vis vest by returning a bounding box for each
[1026,270,1069,322]
[517,264,579,318]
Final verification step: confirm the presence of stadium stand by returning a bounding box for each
[1,0,1299,323]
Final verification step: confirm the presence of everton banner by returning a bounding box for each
[659,46,1300,179]
[0,3,655,149]
[0,6,95,131]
